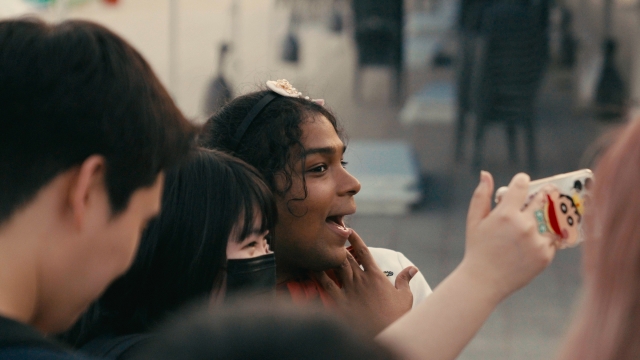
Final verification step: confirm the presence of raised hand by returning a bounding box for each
[461,171,557,300]
[377,171,557,360]
[313,230,416,337]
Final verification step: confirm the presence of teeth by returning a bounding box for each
[327,216,347,230]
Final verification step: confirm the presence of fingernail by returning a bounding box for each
[515,172,531,184]
[409,267,418,277]
[480,170,489,184]
[476,171,488,191]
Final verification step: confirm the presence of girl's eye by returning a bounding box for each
[243,241,257,249]
[308,165,327,173]
[341,161,348,168]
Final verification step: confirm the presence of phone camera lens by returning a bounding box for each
[574,180,582,191]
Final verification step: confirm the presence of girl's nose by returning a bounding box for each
[340,168,361,196]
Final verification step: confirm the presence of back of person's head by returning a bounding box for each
[0,18,195,224]
[62,148,277,345]
[558,118,640,359]
[131,299,398,360]
[202,89,341,197]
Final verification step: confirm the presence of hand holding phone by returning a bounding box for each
[495,169,593,248]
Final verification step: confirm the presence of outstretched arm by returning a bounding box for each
[375,171,557,360]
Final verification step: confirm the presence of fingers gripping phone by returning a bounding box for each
[495,169,594,248]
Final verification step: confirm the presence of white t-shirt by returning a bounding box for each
[368,247,432,308]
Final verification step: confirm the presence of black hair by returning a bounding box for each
[131,298,398,360]
[0,18,196,224]
[202,90,343,206]
[59,148,277,346]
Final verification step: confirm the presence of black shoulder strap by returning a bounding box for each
[80,334,151,359]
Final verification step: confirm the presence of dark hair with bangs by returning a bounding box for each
[0,18,196,224]
[201,89,343,208]
[59,148,277,346]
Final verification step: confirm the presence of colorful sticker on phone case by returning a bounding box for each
[536,184,585,247]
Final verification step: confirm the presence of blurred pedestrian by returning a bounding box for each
[203,43,232,116]
[454,0,492,161]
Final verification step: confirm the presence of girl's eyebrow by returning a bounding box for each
[250,228,265,234]
[301,145,347,157]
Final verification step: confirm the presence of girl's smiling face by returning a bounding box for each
[226,216,271,260]
[274,115,361,280]
[214,215,272,304]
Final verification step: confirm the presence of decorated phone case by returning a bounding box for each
[494,169,593,248]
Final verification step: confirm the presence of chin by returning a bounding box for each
[325,249,349,270]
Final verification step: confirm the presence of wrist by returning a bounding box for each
[455,259,510,306]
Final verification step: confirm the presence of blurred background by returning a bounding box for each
[2,0,636,357]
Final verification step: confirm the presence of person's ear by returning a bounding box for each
[68,155,107,229]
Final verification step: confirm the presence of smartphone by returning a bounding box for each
[494,169,593,248]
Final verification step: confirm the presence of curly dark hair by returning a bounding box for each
[202,89,344,208]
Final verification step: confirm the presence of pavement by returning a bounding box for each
[25,0,625,358]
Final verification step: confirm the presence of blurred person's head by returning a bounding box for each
[61,148,277,346]
[558,118,640,359]
[0,18,195,333]
[203,86,361,281]
[131,298,398,360]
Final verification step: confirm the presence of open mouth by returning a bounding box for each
[326,215,347,230]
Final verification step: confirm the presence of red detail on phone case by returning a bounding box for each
[546,194,563,237]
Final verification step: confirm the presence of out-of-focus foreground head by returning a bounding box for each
[131,298,398,360]
[558,118,640,360]
[0,18,196,333]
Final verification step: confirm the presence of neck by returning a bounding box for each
[275,259,309,284]
[0,217,42,327]
[0,175,69,333]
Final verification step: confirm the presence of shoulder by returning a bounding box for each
[0,347,95,359]
[367,247,416,272]
[368,247,432,307]
[0,316,91,359]
[80,333,152,360]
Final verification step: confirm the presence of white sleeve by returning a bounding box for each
[395,251,432,307]
[367,247,432,308]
